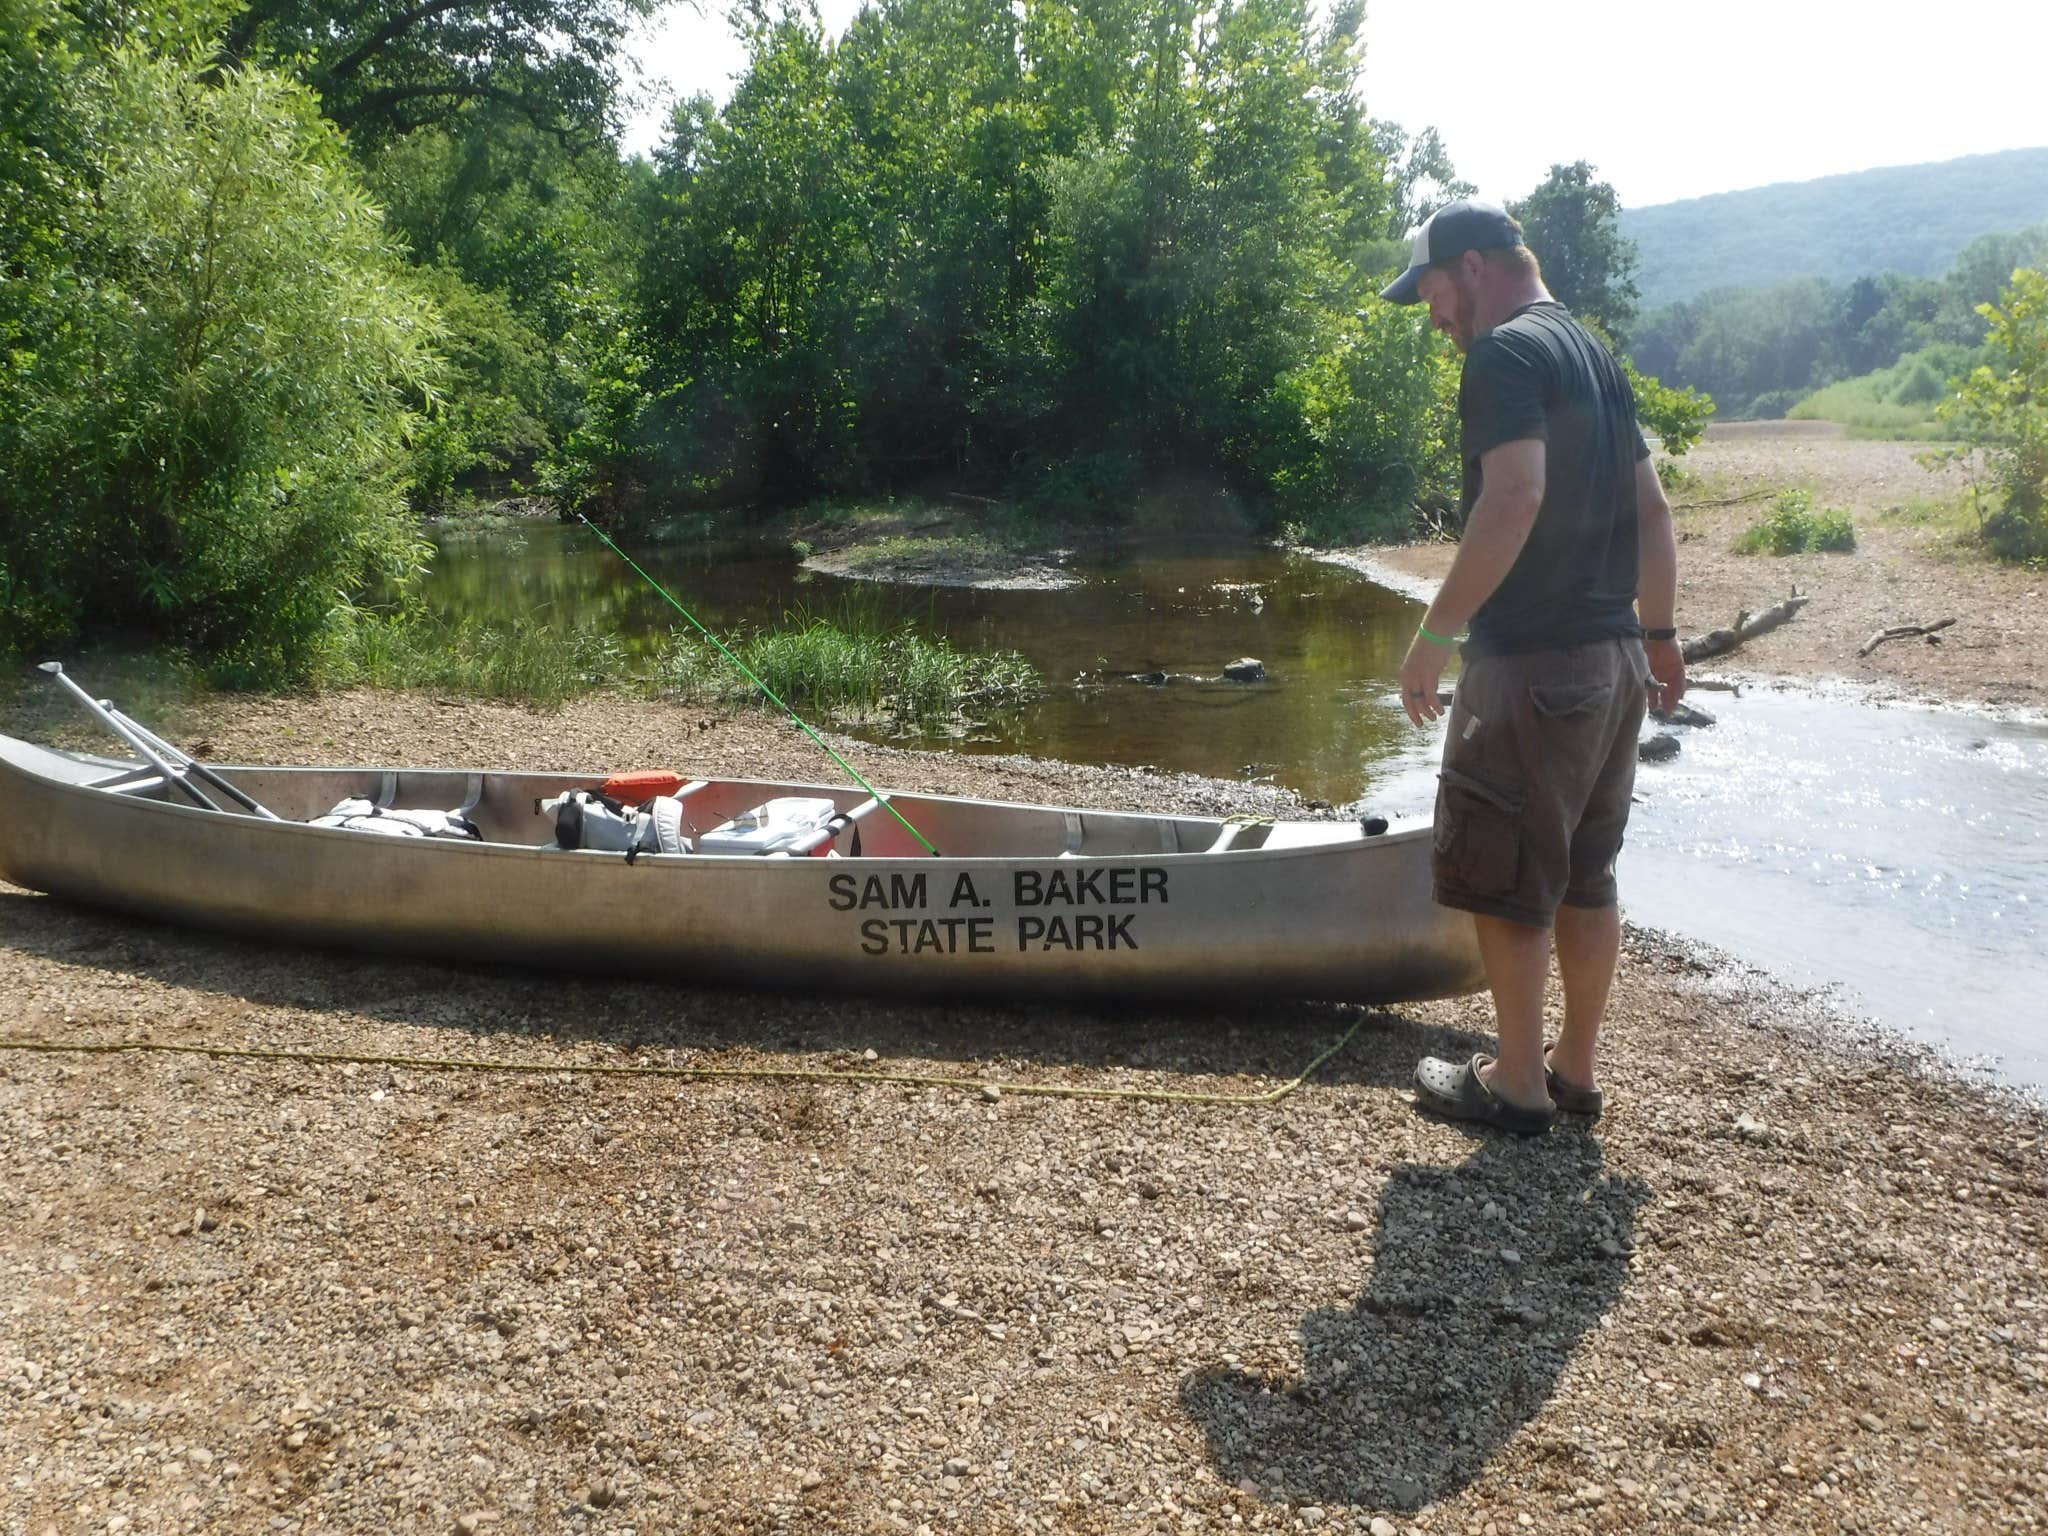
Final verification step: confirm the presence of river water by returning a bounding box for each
[425,524,2048,1088]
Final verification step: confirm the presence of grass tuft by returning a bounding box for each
[1733,490,1857,555]
[322,602,1038,723]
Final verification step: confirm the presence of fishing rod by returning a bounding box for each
[576,515,940,856]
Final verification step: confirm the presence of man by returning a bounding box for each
[1380,200,1685,1136]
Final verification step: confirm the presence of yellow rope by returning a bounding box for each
[0,1015,1367,1108]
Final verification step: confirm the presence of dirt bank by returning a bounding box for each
[3,689,2044,1536]
[1352,423,2047,713]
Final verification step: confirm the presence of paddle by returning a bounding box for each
[38,662,281,820]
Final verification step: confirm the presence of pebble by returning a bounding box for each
[1369,1518,1397,1536]
[980,1085,1001,1103]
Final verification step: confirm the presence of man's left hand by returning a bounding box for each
[1399,636,1452,726]
[1646,637,1686,713]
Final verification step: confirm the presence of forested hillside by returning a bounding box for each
[1630,223,2048,420]
[1624,148,2048,308]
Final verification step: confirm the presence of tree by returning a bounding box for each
[0,30,439,680]
[218,0,655,146]
[360,112,648,503]
[1510,160,1640,346]
[625,0,1458,535]
[1929,267,2048,561]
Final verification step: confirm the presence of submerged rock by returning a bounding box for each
[1639,733,1681,762]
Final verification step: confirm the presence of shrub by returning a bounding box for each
[1924,268,2048,563]
[1624,356,1714,454]
[1654,457,1696,493]
[1890,358,1945,406]
[0,33,439,683]
[1746,389,1802,421]
[1733,489,1857,554]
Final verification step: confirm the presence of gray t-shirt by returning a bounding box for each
[1457,301,1650,655]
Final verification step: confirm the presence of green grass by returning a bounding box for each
[738,601,1037,723]
[1788,346,1977,439]
[323,602,1039,723]
[1733,490,1858,555]
[1789,381,1943,438]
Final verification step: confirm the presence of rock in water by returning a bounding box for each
[1639,732,1681,762]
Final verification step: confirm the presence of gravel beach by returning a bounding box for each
[1353,422,2048,715]
[3,687,2044,1536]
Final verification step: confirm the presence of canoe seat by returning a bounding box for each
[775,795,882,857]
[1204,820,1264,853]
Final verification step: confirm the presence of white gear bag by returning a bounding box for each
[539,789,693,857]
[311,797,483,840]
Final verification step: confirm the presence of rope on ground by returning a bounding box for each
[0,1016,1368,1109]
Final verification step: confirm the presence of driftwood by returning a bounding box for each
[1675,490,1773,510]
[1857,617,1956,658]
[1684,678,1742,694]
[1681,592,1811,664]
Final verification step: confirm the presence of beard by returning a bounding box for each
[1447,271,1481,352]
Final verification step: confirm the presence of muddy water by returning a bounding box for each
[428,526,2048,1087]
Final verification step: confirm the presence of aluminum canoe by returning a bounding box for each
[0,732,1483,1004]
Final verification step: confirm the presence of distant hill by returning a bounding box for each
[1623,148,2048,308]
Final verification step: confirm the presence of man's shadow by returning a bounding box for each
[1180,1131,1647,1512]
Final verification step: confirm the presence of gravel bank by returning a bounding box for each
[3,690,2044,1535]
[1347,423,2048,715]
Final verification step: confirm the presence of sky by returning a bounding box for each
[621,0,2048,209]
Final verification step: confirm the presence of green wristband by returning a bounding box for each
[1416,622,1458,646]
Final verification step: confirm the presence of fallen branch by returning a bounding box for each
[1681,592,1811,663]
[1684,678,1742,694]
[1675,490,1773,510]
[1857,617,1956,658]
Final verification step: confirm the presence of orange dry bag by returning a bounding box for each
[598,769,687,806]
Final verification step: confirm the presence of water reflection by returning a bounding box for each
[421,523,1427,804]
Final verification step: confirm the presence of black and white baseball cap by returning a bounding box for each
[1379,200,1525,304]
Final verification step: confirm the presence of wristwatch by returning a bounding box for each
[1643,626,1677,642]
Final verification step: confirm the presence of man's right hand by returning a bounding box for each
[1646,637,1686,713]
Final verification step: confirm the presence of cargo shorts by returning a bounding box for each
[1431,636,1649,928]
